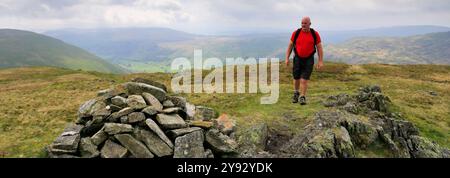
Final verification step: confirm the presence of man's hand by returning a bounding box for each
[285,58,289,67]
[316,61,323,70]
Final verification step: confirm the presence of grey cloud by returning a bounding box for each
[0,0,448,33]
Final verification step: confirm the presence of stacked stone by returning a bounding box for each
[46,78,237,158]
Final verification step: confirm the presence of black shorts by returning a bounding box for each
[292,55,314,80]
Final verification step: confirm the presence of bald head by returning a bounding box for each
[301,16,311,31]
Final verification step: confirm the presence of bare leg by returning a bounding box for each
[300,79,308,96]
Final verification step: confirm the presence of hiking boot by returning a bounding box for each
[292,92,299,103]
[299,96,307,105]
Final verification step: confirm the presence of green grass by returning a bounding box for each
[0,61,449,157]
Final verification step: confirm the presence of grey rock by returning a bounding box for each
[142,106,160,116]
[92,107,111,120]
[383,118,419,141]
[204,149,214,158]
[62,123,84,135]
[162,100,175,108]
[79,137,100,158]
[340,116,378,148]
[97,88,122,99]
[133,128,173,157]
[185,102,196,119]
[48,124,83,154]
[369,92,390,112]
[103,123,133,135]
[174,130,206,158]
[145,119,174,148]
[47,152,80,158]
[167,96,186,109]
[323,94,351,107]
[237,123,268,154]
[108,104,122,112]
[127,112,146,123]
[166,127,202,139]
[49,134,80,154]
[155,114,187,129]
[162,107,182,114]
[332,126,355,158]
[100,140,128,158]
[297,129,338,158]
[91,129,108,146]
[107,107,134,122]
[408,135,449,158]
[131,78,167,92]
[380,133,410,158]
[126,95,147,109]
[142,92,163,111]
[120,116,128,123]
[111,96,127,108]
[78,98,106,118]
[205,129,238,154]
[342,102,359,114]
[280,111,358,158]
[114,134,154,158]
[124,82,166,102]
[187,120,213,129]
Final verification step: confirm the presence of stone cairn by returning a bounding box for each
[46,78,237,158]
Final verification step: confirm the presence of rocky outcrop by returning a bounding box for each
[237,123,269,157]
[278,85,449,158]
[46,78,238,158]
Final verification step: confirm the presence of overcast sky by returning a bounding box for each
[1,0,449,34]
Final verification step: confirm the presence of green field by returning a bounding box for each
[116,60,172,73]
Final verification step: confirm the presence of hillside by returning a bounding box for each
[0,29,127,74]
[0,63,448,157]
[322,25,450,44]
[325,31,450,64]
[44,26,450,73]
[45,27,200,62]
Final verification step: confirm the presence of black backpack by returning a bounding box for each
[292,28,317,58]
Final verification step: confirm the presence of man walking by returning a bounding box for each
[285,16,324,105]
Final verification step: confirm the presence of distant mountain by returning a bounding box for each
[45,27,200,62]
[321,25,450,44]
[0,29,127,73]
[43,26,450,72]
[325,31,450,64]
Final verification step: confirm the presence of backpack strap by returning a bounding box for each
[292,28,301,58]
[310,28,317,54]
